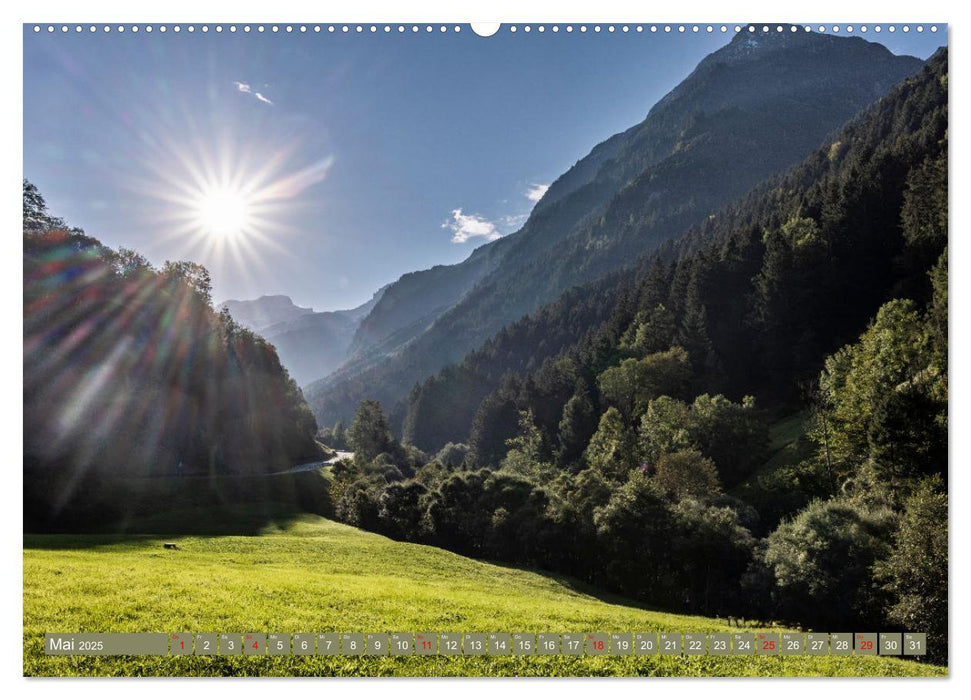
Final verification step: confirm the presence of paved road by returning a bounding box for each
[277,451,353,474]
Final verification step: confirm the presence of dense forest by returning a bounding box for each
[321,50,948,662]
[23,183,322,530]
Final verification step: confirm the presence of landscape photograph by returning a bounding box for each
[23,21,948,677]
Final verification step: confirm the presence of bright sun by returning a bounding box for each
[147,147,333,263]
[194,187,253,238]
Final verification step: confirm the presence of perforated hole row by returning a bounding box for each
[31,24,941,35]
[506,24,939,34]
[32,24,466,34]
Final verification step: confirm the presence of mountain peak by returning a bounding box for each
[648,29,920,120]
[718,25,888,58]
[220,295,314,332]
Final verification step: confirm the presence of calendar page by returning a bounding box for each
[22,13,948,680]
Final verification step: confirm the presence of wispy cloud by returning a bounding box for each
[234,81,274,106]
[501,214,528,230]
[526,183,549,203]
[443,209,502,244]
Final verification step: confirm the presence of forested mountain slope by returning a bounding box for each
[308,30,923,430]
[402,47,948,455]
[23,187,320,530]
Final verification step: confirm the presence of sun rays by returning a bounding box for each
[192,185,254,240]
[127,111,335,283]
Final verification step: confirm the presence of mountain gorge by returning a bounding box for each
[306,29,924,430]
[220,287,387,386]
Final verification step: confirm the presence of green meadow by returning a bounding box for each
[23,510,945,677]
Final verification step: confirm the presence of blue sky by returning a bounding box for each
[23,25,944,310]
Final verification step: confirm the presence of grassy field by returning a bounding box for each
[24,511,946,677]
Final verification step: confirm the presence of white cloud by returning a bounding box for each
[443,209,502,244]
[234,81,274,106]
[444,183,549,244]
[526,183,549,203]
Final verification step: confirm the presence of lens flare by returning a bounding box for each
[193,186,253,239]
[124,105,335,282]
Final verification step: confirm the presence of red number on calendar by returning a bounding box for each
[253,641,259,649]
[762,641,775,650]
[180,641,184,649]
[860,641,873,650]
[594,641,604,650]
[422,641,432,650]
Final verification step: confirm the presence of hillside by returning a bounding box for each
[307,30,924,429]
[23,515,944,677]
[22,211,321,531]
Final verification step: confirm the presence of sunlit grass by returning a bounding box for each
[24,515,946,677]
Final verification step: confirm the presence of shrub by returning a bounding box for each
[759,498,896,628]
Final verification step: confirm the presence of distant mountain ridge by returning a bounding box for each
[220,286,388,386]
[221,295,315,333]
[306,30,925,429]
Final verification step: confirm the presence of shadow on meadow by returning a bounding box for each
[24,469,332,539]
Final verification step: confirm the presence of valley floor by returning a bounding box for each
[23,514,946,677]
